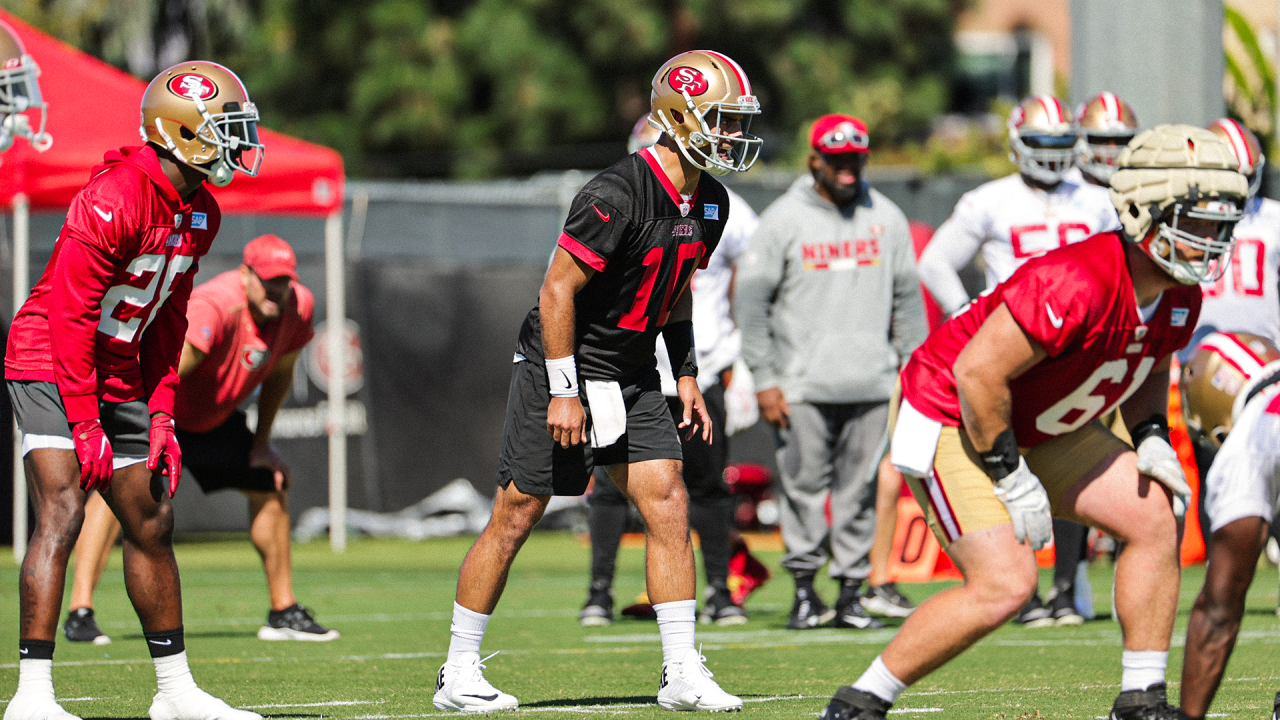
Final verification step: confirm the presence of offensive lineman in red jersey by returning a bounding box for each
[819,126,1247,720]
[3,62,264,720]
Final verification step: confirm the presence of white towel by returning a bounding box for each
[585,380,627,448]
[889,398,943,478]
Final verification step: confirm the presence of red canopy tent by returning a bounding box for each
[0,10,353,555]
[0,10,344,215]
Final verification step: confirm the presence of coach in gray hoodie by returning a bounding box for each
[736,114,927,630]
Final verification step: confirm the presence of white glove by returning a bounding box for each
[1134,435,1190,518]
[992,457,1053,550]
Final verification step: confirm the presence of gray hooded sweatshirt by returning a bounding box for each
[736,174,927,404]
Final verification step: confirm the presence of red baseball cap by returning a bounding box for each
[243,234,297,280]
[810,114,870,154]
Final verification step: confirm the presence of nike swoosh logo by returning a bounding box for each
[592,205,610,222]
[1045,302,1064,329]
[461,694,499,701]
[148,639,172,646]
[558,370,573,390]
[93,205,113,222]
[19,648,27,655]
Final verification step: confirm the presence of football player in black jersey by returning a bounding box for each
[433,50,761,713]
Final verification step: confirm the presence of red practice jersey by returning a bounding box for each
[900,233,1200,447]
[174,270,315,433]
[5,145,220,423]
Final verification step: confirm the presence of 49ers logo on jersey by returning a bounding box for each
[668,67,708,96]
[240,346,269,371]
[167,73,218,101]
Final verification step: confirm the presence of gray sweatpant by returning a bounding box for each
[777,401,888,580]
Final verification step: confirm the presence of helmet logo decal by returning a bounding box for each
[167,73,218,101]
[3,58,19,70]
[668,67,708,96]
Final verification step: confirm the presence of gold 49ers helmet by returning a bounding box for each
[1109,124,1247,285]
[1182,332,1280,447]
[140,61,263,187]
[1075,91,1138,184]
[1008,95,1078,185]
[1207,118,1265,201]
[0,19,50,153]
[649,50,761,176]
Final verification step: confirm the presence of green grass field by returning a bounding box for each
[0,533,1277,719]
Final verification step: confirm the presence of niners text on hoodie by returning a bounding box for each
[5,144,221,423]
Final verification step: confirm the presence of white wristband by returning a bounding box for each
[545,355,580,398]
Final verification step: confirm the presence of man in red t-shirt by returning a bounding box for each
[3,62,264,720]
[818,127,1247,720]
[67,235,336,643]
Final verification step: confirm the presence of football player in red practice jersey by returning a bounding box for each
[3,61,263,720]
[819,126,1247,720]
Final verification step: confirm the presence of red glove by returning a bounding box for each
[146,414,182,497]
[72,420,113,491]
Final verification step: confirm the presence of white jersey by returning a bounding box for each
[916,169,1119,314]
[657,187,759,394]
[1202,380,1280,533]
[1196,197,1280,346]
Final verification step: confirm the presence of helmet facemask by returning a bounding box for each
[0,56,50,152]
[1079,130,1136,183]
[1010,131,1078,185]
[1144,199,1244,285]
[653,94,761,176]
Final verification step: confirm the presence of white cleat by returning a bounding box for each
[657,648,742,712]
[4,692,81,720]
[433,652,518,713]
[149,688,263,720]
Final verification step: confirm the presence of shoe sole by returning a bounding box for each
[1054,614,1085,626]
[579,616,613,627]
[656,698,742,712]
[432,696,518,713]
[1021,617,1056,629]
[257,626,341,641]
[713,615,749,627]
[860,597,914,619]
[92,635,112,646]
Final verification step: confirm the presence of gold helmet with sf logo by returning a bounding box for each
[648,51,762,176]
[140,61,263,187]
[0,19,50,152]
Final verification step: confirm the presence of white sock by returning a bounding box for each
[1120,650,1168,691]
[654,600,696,664]
[448,602,490,662]
[852,656,907,704]
[153,651,198,696]
[16,659,55,697]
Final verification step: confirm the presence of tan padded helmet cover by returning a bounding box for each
[1109,124,1248,242]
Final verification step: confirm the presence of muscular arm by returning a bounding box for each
[253,350,301,448]
[540,247,595,447]
[1180,517,1269,719]
[917,215,985,316]
[953,302,1047,452]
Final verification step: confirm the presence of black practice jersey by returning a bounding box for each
[517,148,729,382]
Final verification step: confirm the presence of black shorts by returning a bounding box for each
[176,411,277,494]
[7,380,150,462]
[495,360,682,497]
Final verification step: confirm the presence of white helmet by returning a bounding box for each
[1008,95,1078,185]
[1109,124,1248,285]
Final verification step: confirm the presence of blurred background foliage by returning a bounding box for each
[5,0,966,177]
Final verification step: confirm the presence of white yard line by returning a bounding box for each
[246,701,387,709]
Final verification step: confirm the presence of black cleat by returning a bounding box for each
[860,582,916,618]
[63,608,110,645]
[833,579,885,630]
[579,583,614,627]
[1046,583,1084,626]
[1015,592,1054,628]
[787,586,835,629]
[700,585,748,626]
[818,686,890,720]
[258,603,340,641]
[1109,683,1181,720]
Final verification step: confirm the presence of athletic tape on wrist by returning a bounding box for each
[545,355,580,398]
[978,429,1020,482]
